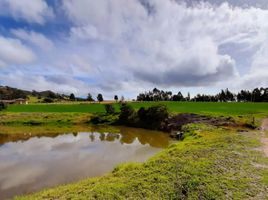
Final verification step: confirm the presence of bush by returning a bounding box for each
[90,114,118,125]
[118,103,137,125]
[137,107,147,121]
[105,104,115,114]
[0,102,7,111]
[137,104,169,130]
[42,98,54,103]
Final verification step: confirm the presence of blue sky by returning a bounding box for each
[0,0,267,99]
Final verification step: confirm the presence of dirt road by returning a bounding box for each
[261,118,268,157]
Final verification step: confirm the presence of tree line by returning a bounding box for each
[137,87,268,102]
[1,85,267,103]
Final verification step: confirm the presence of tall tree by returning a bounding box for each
[87,93,94,101]
[114,95,118,102]
[70,93,75,101]
[187,92,190,101]
[97,94,104,102]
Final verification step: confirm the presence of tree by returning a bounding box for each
[172,92,184,101]
[87,93,94,101]
[48,91,57,99]
[70,93,75,101]
[42,98,54,103]
[120,96,125,102]
[0,102,7,111]
[187,92,191,101]
[114,95,118,102]
[97,94,103,102]
[118,103,136,125]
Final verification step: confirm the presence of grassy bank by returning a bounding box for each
[5,102,268,116]
[0,112,92,127]
[15,124,268,199]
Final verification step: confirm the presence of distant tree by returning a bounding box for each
[48,91,57,99]
[70,93,75,101]
[187,92,191,101]
[32,90,38,97]
[0,102,7,111]
[97,94,104,102]
[225,88,234,101]
[42,98,54,103]
[87,93,94,101]
[114,95,118,102]
[172,92,184,101]
[120,96,125,102]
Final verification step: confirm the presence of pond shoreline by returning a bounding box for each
[14,120,268,200]
[0,125,171,199]
[0,111,258,139]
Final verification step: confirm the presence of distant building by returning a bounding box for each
[0,98,28,105]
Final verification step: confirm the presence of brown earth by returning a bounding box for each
[261,118,268,157]
[165,113,238,134]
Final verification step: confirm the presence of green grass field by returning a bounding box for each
[6,102,268,116]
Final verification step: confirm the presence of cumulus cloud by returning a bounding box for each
[61,0,268,90]
[0,36,35,67]
[1,0,268,97]
[239,33,268,89]
[11,29,54,51]
[0,71,91,96]
[0,0,54,24]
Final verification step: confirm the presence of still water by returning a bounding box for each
[0,126,171,199]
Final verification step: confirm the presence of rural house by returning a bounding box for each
[0,98,28,105]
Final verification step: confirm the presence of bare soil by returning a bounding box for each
[261,118,268,157]
[165,113,238,133]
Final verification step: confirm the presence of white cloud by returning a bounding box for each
[62,0,268,89]
[0,36,35,67]
[0,71,91,96]
[0,0,54,24]
[1,0,268,97]
[239,32,268,89]
[11,29,54,51]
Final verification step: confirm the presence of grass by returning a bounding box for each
[6,102,268,116]
[0,112,92,127]
[1,102,268,199]
[15,124,268,200]
[4,102,267,128]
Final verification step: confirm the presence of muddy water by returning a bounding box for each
[0,126,171,199]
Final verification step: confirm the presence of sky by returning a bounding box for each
[0,0,267,99]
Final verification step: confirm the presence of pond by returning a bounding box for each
[0,126,171,199]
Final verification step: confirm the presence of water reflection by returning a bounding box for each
[0,126,170,148]
[0,126,171,199]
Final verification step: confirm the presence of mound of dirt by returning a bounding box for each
[164,113,238,133]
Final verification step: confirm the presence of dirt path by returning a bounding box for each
[261,118,268,157]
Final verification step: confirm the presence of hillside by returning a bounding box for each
[0,86,68,101]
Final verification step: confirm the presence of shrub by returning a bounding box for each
[118,103,137,125]
[137,104,169,130]
[42,98,54,103]
[105,104,115,114]
[0,102,7,111]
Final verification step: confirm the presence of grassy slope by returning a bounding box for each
[15,124,268,200]
[0,112,92,128]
